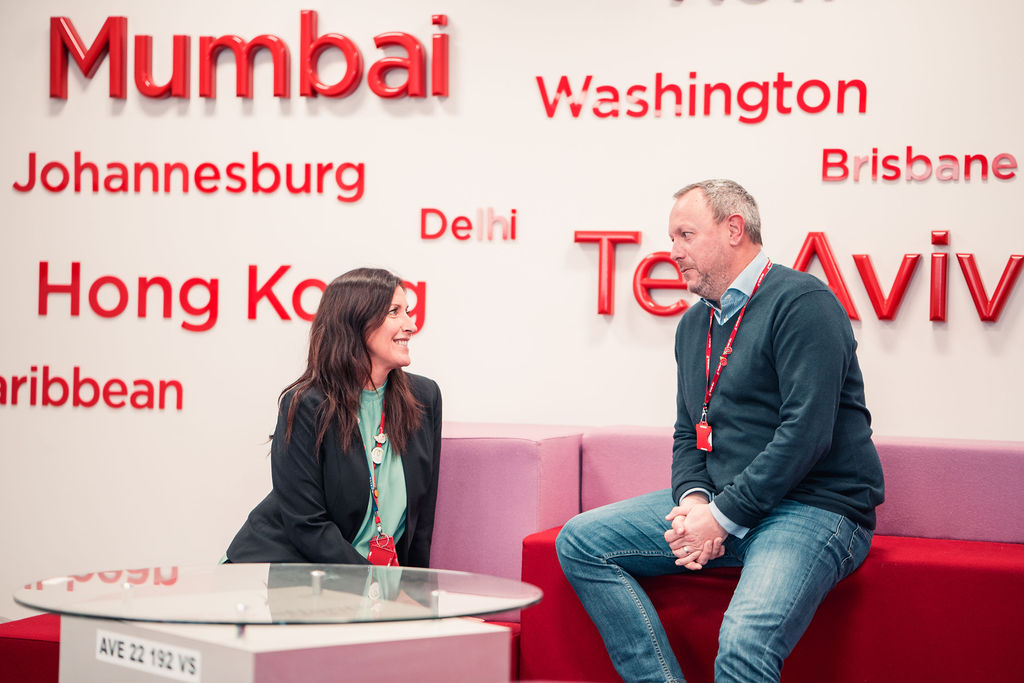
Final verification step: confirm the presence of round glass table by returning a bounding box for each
[16,564,541,681]
[15,563,542,625]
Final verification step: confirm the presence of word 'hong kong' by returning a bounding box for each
[13,151,365,202]
[36,263,427,332]
[537,72,866,122]
[50,12,449,100]
[575,231,1023,323]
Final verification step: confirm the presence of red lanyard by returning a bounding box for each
[366,409,387,535]
[701,260,772,421]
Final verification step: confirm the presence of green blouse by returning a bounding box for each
[351,383,408,559]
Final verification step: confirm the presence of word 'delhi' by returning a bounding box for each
[420,207,517,241]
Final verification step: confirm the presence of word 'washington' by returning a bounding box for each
[0,366,182,411]
[536,72,866,122]
[13,151,365,202]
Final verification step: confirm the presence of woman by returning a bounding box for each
[225,268,442,567]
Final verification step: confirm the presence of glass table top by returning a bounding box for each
[15,564,542,625]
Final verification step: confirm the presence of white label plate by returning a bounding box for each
[95,628,201,681]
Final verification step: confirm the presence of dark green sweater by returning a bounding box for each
[671,265,885,531]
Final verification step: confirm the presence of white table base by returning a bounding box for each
[59,615,510,683]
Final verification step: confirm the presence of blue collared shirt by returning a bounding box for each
[703,250,770,325]
[681,250,770,539]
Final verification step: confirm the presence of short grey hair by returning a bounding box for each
[673,179,762,245]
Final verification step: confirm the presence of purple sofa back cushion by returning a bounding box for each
[872,436,1024,543]
[580,428,1024,544]
[432,424,582,580]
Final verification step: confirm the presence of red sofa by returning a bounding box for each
[5,428,1021,682]
[0,613,60,683]
[520,431,1024,683]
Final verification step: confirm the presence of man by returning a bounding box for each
[556,179,884,683]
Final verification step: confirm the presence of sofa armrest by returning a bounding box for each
[430,424,582,582]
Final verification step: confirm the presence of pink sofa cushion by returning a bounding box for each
[431,423,582,581]
[580,427,673,513]
[580,427,1024,543]
[872,436,1024,543]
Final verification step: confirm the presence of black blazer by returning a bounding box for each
[226,373,442,567]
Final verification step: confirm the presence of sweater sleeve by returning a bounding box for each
[671,317,716,503]
[711,289,855,528]
[271,391,368,564]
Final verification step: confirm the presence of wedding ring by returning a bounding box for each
[683,547,691,554]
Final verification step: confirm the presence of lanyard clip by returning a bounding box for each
[700,406,708,423]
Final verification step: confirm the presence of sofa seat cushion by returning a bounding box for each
[521,528,1024,683]
[0,613,60,683]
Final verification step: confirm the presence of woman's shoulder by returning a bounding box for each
[404,372,441,403]
[279,384,327,414]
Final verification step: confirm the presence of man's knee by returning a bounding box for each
[555,513,589,562]
[717,614,785,682]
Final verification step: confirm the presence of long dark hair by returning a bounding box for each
[280,268,422,457]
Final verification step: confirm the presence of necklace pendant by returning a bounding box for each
[375,432,388,445]
[371,447,384,464]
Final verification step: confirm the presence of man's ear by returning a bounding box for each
[726,214,746,245]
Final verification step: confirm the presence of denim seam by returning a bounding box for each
[611,563,680,683]
[841,521,871,578]
[839,518,857,576]
[603,549,676,560]
[750,514,845,682]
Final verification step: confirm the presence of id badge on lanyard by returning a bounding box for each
[366,409,400,567]
[696,419,713,452]
[368,534,398,567]
[698,260,772,452]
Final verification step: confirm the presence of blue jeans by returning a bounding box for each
[556,490,872,683]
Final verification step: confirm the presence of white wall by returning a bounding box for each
[2,0,1022,619]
